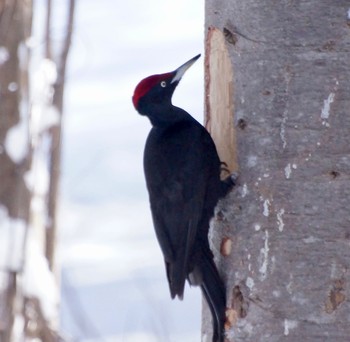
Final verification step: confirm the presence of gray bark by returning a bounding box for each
[205,1,350,341]
[0,1,32,340]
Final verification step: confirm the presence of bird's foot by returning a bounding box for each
[221,171,239,196]
[220,161,230,174]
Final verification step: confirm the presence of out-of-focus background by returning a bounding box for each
[56,1,204,341]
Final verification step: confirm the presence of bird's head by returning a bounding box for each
[132,54,200,115]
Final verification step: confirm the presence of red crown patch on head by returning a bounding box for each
[132,72,173,108]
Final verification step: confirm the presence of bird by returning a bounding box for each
[132,54,235,342]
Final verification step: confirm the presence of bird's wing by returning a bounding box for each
[144,122,213,299]
[149,168,207,300]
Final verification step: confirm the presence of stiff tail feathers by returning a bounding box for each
[200,253,226,342]
[166,260,185,300]
[167,219,197,300]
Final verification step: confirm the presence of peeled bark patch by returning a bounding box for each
[205,27,237,175]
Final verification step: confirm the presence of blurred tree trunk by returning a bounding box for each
[0,2,33,340]
[205,1,350,341]
[0,0,75,340]
[45,0,75,271]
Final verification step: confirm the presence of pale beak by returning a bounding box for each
[171,54,201,84]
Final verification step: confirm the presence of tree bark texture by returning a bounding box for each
[0,1,32,340]
[205,1,350,341]
[0,0,32,220]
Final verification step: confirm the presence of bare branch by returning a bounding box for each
[45,0,52,58]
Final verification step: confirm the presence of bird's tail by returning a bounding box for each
[166,260,186,300]
[200,251,226,342]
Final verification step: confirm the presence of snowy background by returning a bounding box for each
[48,1,205,341]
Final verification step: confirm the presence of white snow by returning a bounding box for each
[31,105,60,141]
[284,319,298,336]
[254,224,261,231]
[284,163,292,179]
[0,213,57,329]
[280,115,287,149]
[4,112,29,163]
[30,58,59,143]
[8,82,18,92]
[273,290,281,297]
[246,277,255,290]
[0,46,9,64]
[17,41,29,71]
[259,230,270,280]
[37,58,57,87]
[263,199,270,217]
[277,208,285,232]
[12,315,25,342]
[321,92,335,121]
[240,183,248,197]
[25,36,37,49]
[247,155,257,168]
[280,71,292,149]
[0,205,27,271]
[25,150,50,235]
[24,154,49,194]
[23,230,59,323]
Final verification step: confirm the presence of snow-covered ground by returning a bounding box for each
[55,1,205,341]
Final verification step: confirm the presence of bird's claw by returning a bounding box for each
[229,171,239,185]
[221,171,239,196]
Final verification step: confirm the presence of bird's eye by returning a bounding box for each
[160,81,167,88]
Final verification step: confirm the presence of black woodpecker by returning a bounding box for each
[132,54,235,342]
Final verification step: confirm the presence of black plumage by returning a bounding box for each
[132,54,234,342]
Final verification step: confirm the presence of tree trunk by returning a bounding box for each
[0,0,75,340]
[45,0,75,272]
[205,1,350,341]
[0,1,32,340]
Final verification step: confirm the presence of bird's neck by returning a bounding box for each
[148,105,193,128]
